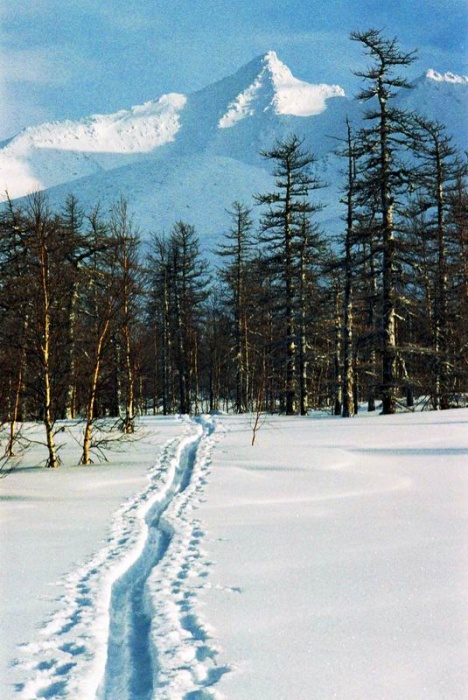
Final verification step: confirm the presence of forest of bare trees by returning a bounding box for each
[0,30,466,465]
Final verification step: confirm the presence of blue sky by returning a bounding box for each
[1,0,466,139]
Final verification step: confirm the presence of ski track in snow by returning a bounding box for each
[11,415,228,700]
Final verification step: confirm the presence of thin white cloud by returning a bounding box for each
[416,42,468,74]
[96,6,154,32]
[0,0,100,20]
[0,0,48,19]
[0,0,154,32]
[0,84,52,139]
[0,41,100,137]
[1,47,60,85]
[1,44,99,86]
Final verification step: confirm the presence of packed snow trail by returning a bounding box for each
[98,433,199,700]
[13,416,226,700]
[98,416,226,700]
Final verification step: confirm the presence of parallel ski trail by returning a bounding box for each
[144,416,230,700]
[12,416,227,700]
[98,423,204,700]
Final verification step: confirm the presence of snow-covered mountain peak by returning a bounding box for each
[218,51,345,127]
[425,69,468,85]
[398,69,468,149]
[229,50,296,87]
[257,50,296,83]
[0,52,466,232]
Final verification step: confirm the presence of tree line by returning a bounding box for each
[0,29,466,466]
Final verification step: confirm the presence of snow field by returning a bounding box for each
[196,411,468,699]
[2,416,222,699]
[1,409,467,699]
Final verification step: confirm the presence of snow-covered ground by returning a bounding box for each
[1,409,467,699]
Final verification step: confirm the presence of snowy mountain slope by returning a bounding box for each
[43,154,274,248]
[0,52,344,200]
[0,93,187,199]
[396,70,468,149]
[163,52,348,166]
[0,53,466,244]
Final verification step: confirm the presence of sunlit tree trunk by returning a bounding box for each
[342,120,356,417]
[31,194,59,468]
[333,283,343,416]
[81,318,110,464]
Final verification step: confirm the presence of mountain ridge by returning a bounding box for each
[1,52,466,247]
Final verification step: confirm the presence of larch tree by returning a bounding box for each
[23,193,64,467]
[79,207,123,464]
[109,199,143,433]
[57,194,89,420]
[411,116,463,408]
[147,223,210,415]
[147,235,174,415]
[341,120,358,417]
[0,197,30,456]
[351,28,417,414]
[255,135,324,415]
[215,201,254,413]
[169,222,210,414]
[447,167,468,398]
